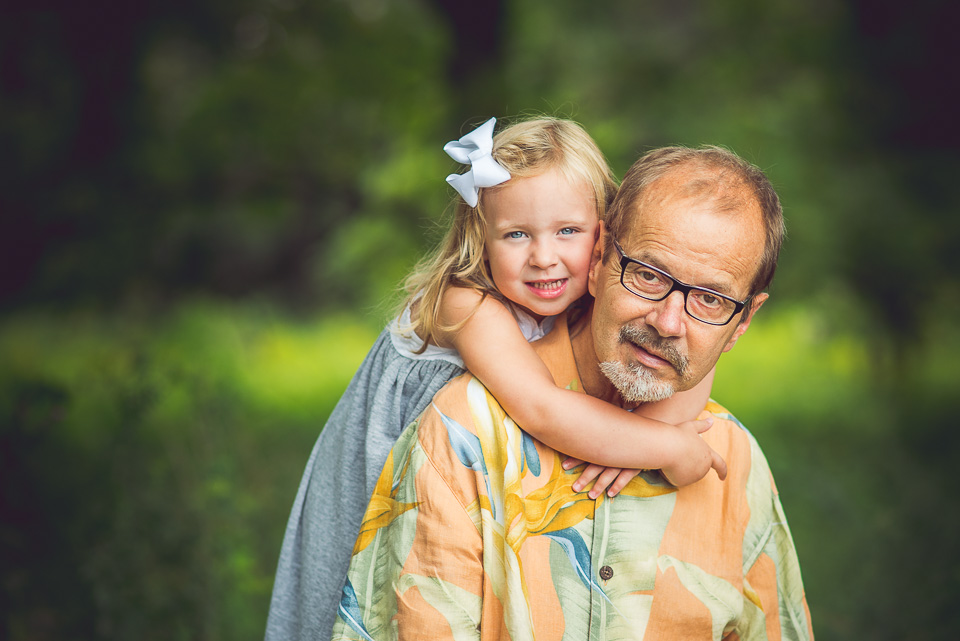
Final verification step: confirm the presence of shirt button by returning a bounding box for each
[599,565,614,581]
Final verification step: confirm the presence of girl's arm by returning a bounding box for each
[437,289,726,488]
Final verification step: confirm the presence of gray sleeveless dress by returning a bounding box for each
[264,306,552,641]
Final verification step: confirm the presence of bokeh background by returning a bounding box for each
[2,0,958,639]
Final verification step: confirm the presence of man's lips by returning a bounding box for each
[630,342,673,370]
[619,324,689,376]
[525,279,568,299]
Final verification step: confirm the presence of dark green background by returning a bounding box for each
[3,1,958,639]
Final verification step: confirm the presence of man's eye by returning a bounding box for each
[628,267,668,293]
[691,291,723,309]
[700,293,720,307]
[638,269,661,283]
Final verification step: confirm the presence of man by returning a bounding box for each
[331,146,813,639]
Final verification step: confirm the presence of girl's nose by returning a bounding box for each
[529,240,559,269]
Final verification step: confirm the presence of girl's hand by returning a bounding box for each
[562,459,643,498]
[660,417,728,487]
[562,416,728,493]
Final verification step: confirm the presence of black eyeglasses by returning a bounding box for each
[612,239,749,326]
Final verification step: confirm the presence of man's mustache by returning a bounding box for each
[619,325,689,377]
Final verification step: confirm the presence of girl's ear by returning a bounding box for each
[592,221,606,264]
[588,222,607,297]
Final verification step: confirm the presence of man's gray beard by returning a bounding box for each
[598,324,689,403]
[599,360,676,403]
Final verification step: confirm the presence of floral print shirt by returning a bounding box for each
[332,316,813,641]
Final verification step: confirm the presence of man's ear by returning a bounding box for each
[588,221,607,297]
[722,293,768,353]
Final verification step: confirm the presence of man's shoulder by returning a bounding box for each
[702,399,779,494]
[703,400,760,443]
[426,371,484,421]
[702,400,754,445]
[390,372,487,485]
[420,372,508,442]
[404,372,530,511]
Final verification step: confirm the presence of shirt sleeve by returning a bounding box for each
[331,408,485,641]
[739,435,814,640]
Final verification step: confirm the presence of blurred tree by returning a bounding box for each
[1,0,238,305]
[4,0,956,336]
[839,0,960,347]
[429,0,506,105]
[2,0,459,313]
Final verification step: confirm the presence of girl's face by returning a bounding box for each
[483,168,600,320]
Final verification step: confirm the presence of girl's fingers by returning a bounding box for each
[712,450,728,480]
[588,467,623,499]
[572,463,605,492]
[692,416,714,433]
[607,469,641,497]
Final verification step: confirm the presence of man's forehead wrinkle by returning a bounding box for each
[679,178,717,200]
[626,181,750,239]
[679,171,751,210]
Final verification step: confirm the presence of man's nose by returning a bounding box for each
[529,239,559,268]
[646,290,686,337]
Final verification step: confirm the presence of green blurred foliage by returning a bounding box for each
[0,302,379,639]
[2,0,958,639]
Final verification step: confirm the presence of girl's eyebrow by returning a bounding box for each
[497,217,591,229]
[490,211,596,234]
[490,220,528,232]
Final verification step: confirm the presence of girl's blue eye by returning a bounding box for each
[559,227,578,235]
[507,231,525,239]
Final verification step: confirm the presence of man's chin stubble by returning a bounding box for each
[599,361,676,403]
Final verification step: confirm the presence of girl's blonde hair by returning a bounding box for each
[400,116,617,350]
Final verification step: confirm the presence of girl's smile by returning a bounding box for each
[526,279,569,299]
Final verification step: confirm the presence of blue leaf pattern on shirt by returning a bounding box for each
[521,429,541,476]
[543,527,616,607]
[434,403,497,520]
[337,578,375,641]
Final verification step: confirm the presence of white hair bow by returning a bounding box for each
[443,117,511,207]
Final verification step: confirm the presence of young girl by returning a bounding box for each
[265,116,724,641]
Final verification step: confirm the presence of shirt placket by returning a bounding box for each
[587,496,613,640]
